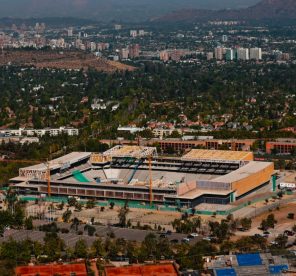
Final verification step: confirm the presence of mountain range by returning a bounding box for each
[0,0,259,22]
[153,0,296,22]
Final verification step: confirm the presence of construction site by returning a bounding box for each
[10,146,275,209]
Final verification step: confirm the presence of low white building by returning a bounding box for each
[0,127,79,137]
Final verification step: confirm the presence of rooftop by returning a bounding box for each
[19,152,91,172]
[103,145,157,158]
[182,149,253,162]
[214,161,273,183]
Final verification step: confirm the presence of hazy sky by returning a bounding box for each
[0,0,261,21]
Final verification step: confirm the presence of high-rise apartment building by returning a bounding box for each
[207,52,214,60]
[128,44,140,58]
[214,47,224,60]
[67,28,73,37]
[250,48,262,60]
[222,35,228,42]
[120,48,129,60]
[237,48,249,60]
[114,24,122,30]
[130,30,137,37]
[226,49,234,61]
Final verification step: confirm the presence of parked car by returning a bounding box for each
[190,233,199,237]
[284,230,294,236]
[182,238,190,243]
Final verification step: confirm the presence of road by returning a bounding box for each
[0,220,200,248]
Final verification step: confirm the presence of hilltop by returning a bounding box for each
[153,0,296,22]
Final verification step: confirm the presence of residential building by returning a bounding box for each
[67,28,73,37]
[128,44,140,58]
[117,126,145,134]
[222,34,228,42]
[237,48,249,60]
[266,139,296,154]
[130,30,137,37]
[114,24,122,30]
[119,48,129,60]
[214,47,224,60]
[0,127,79,137]
[207,52,214,60]
[250,47,262,60]
[226,48,234,61]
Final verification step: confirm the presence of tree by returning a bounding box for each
[208,220,230,242]
[287,213,294,219]
[24,216,33,230]
[62,209,72,223]
[109,202,115,210]
[74,239,88,258]
[67,197,77,207]
[71,217,80,232]
[118,202,129,227]
[91,239,105,257]
[75,202,83,212]
[57,202,65,210]
[84,224,96,236]
[86,199,96,209]
[266,214,277,228]
[260,219,268,231]
[240,217,252,230]
[274,234,288,249]
[13,205,25,228]
[43,232,65,261]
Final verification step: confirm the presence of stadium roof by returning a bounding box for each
[214,161,273,183]
[19,152,91,172]
[182,149,253,162]
[103,145,157,158]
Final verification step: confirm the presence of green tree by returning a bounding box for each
[74,239,88,258]
[240,218,252,230]
[62,209,72,223]
[118,202,129,227]
[24,216,33,230]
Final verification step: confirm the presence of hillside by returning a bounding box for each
[153,0,296,22]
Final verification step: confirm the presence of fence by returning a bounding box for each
[17,191,295,217]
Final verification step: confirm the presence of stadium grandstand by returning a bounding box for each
[10,146,274,208]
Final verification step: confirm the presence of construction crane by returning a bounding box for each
[148,155,153,207]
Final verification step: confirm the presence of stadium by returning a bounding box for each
[10,146,274,208]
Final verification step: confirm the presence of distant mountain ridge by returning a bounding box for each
[0,0,260,22]
[153,0,296,22]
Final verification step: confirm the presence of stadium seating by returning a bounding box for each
[72,170,90,182]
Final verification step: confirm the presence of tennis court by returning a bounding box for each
[236,253,262,266]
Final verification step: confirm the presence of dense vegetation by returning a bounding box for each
[1,62,296,134]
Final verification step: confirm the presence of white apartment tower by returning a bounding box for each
[237,48,249,60]
[250,48,262,60]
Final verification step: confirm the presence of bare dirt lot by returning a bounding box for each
[0,50,135,72]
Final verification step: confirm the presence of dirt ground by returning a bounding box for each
[233,201,296,247]
[1,50,135,72]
